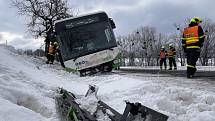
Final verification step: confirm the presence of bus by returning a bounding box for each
[54,11,120,76]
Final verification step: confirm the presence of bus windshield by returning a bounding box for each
[57,21,116,60]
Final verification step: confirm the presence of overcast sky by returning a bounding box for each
[0,0,215,50]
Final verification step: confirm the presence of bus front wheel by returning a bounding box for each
[80,70,86,77]
[102,64,112,72]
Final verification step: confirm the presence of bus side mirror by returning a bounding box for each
[109,18,116,29]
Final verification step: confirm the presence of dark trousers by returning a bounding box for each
[168,57,177,69]
[186,49,200,76]
[46,54,55,64]
[160,58,167,69]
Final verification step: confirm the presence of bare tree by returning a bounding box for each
[12,0,72,54]
[200,19,215,66]
[117,34,138,66]
[135,26,157,66]
[117,36,128,66]
[117,26,171,67]
[126,34,136,66]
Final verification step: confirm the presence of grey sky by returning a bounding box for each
[0,0,215,49]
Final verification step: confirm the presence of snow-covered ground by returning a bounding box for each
[1,45,215,121]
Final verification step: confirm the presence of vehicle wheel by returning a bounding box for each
[107,65,113,72]
[104,65,112,72]
[80,70,86,77]
[89,68,97,75]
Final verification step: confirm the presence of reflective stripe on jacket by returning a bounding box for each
[182,26,204,49]
[168,48,176,57]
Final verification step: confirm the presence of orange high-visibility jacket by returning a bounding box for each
[159,50,167,59]
[182,25,205,49]
[48,45,58,55]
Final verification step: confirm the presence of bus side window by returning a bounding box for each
[109,18,116,29]
[105,27,112,42]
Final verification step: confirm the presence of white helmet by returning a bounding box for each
[53,42,58,46]
[169,44,173,47]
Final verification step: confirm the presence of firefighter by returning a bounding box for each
[46,42,59,64]
[159,46,167,70]
[167,44,177,70]
[182,17,205,78]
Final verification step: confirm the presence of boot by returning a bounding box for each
[187,74,193,78]
[194,68,197,74]
[187,68,193,78]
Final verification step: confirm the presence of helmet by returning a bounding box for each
[190,16,202,23]
[53,42,58,46]
[161,46,165,49]
[169,44,173,47]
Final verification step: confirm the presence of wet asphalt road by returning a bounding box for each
[114,68,215,80]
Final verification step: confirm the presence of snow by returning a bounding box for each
[1,45,215,121]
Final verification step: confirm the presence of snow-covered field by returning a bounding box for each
[1,45,215,121]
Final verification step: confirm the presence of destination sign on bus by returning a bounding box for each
[65,17,99,29]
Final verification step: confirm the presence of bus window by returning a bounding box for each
[105,26,112,42]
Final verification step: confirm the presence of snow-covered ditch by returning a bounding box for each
[1,45,215,121]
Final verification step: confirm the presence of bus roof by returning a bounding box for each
[54,11,107,25]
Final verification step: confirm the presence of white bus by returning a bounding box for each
[54,11,120,76]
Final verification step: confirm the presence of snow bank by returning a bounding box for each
[0,98,46,121]
[0,46,58,121]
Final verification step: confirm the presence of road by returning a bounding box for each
[111,67,215,93]
[117,67,215,79]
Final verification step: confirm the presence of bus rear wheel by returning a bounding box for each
[80,70,86,77]
[101,63,113,72]
[105,65,112,72]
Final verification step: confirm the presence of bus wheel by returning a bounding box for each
[103,65,112,72]
[89,68,97,75]
[106,65,113,72]
[80,70,86,77]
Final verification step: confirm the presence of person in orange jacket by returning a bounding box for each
[159,46,167,70]
[182,17,205,78]
[46,42,59,64]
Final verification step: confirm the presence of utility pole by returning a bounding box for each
[176,24,185,66]
[6,40,7,46]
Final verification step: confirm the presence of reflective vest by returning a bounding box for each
[182,26,204,49]
[48,45,58,55]
[168,48,176,57]
[160,50,166,59]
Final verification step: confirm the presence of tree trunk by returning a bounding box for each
[44,37,50,56]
